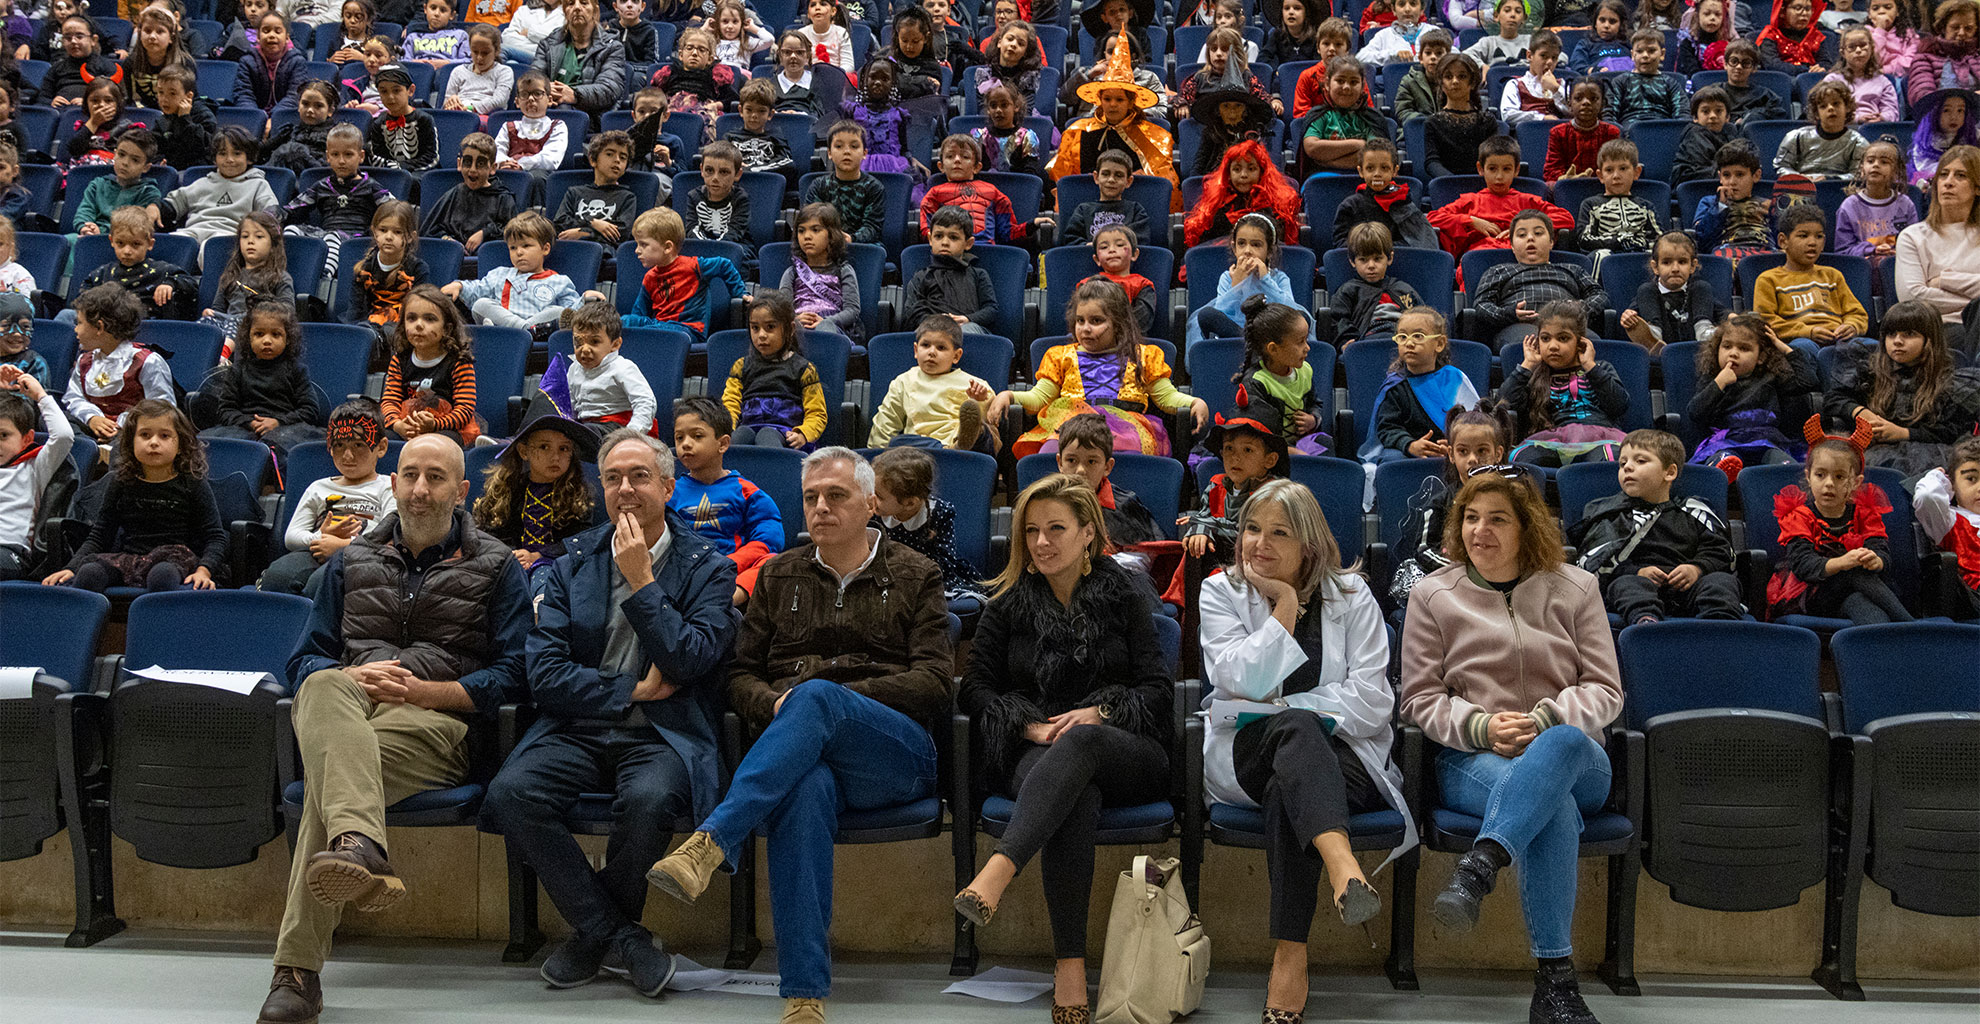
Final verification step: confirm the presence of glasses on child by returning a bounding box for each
[1724,55,1754,66]
[1392,332,1447,345]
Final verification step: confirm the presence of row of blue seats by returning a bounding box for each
[3,584,1971,1001]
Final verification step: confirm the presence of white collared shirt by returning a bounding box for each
[881,504,929,532]
[813,527,882,592]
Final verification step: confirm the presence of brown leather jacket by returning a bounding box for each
[728,531,954,731]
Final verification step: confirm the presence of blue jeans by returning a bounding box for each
[1434,726,1611,959]
[700,679,938,998]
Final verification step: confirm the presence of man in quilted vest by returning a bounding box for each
[258,434,531,1024]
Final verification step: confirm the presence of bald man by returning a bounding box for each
[259,434,531,1024]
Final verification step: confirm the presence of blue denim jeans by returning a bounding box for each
[700,679,938,998]
[1434,725,1611,959]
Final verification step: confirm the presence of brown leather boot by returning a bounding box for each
[305,831,405,912]
[256,966,321,1024]
[645,830,723,906]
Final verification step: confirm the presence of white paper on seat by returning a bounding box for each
[0,666,42,698]
[942,966,1055,1002]
[128,664,267,695]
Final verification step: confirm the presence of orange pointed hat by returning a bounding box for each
[1075,25,1161,111]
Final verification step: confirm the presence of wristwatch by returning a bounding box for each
[1097,704,1114,721]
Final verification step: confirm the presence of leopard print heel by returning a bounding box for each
[1051,1005,1091,1024]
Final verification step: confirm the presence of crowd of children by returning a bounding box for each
[0,0,1969,634]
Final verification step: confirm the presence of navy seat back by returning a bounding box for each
[1832,623,1980,732]
[1619,620,1824,732]
[1321,245,1455,317]
[717,445,807,544]
[1017,452,1184,540]
[0,583,110,692]
[1556,459,1731,528]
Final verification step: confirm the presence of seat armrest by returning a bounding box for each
[1399,723,1429,834]
[949,710,972,821]
[1607,725,1645,831]
[276,697,299,796]
[1737,547,1770,611]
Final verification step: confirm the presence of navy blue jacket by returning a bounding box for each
[233,48,308,112]
[513,513,738,823]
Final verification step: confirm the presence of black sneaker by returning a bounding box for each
[1431,846,1503,934]
[1529,960,1602,1024]
[540,935,609,989]
[612,926,677,998]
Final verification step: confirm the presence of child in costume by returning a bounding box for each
[1047,25,1180,210]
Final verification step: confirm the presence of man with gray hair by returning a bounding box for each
[645,446,952,1024]
[260,434,530,1024]
[482,430,737,997]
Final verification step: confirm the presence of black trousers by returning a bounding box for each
[1234,711,1381,942]
[995,724,1170,959]
[1604,570,1744,623]
[484,724,692,942]
[1808,567,1914,624]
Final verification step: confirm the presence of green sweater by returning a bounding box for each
[73,176,164,234]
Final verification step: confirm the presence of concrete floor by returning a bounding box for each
[1,928,1974,1023]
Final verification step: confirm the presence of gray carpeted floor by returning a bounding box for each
[1,928,1973,1023]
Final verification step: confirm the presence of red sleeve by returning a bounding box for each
[1538,196,1576,233]
[1542,123,1571,182]
[1293,65,1323,118]
[1427,193,1481,255]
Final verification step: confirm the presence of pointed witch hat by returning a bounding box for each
[1075,25,1161,110]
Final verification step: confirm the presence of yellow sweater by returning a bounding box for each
[868,366,990,447]
[1751,265,1869,341]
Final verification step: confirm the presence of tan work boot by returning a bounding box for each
[305,831,404,911]
[781,996,826,1023]
[645,830,724,905]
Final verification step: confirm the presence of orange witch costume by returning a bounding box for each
[1047,25,1181,210]
[1011,338,1194,458]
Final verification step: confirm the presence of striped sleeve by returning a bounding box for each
[380,356,407,422]
[434,359,478,431]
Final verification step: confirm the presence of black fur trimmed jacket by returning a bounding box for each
[957,556,1173,780]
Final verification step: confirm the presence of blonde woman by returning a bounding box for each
[953,473,1172,1024]
[1198,478,1413,1024]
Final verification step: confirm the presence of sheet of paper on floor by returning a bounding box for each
[942,967,1055,1002]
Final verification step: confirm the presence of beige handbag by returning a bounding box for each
[1094,855,1211,1024]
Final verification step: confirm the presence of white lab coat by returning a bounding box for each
[1197,570,1417,868]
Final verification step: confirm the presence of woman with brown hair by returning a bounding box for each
[1398,469,1623,1024]
[1198,478,1414,1024]
[1895,143,1980,356]
[952,472,1172,1024]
